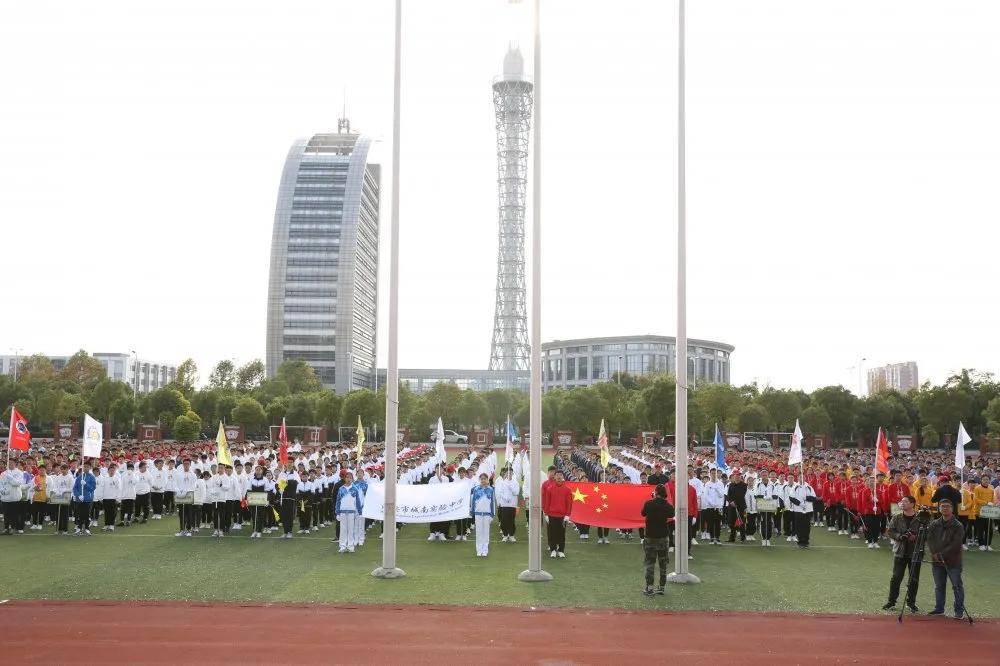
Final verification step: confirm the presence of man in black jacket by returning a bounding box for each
[641,484,675,596]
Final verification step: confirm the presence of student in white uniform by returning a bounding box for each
[135,462,152,523]
[120,463,138,527]
[100,464,123,531]
[495,467,520,542]
[470,473,496,556]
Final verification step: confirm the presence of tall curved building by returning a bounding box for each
[266,121,380,393]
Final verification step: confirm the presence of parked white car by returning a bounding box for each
[432,429,468,444]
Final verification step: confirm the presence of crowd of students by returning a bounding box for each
[3,438,998,560]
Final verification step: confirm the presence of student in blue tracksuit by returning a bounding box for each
[335,471,364,553]
[470,473,495,557]
[72,463,98,535]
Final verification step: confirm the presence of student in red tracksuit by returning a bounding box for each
[811,472,826,526]
[666,479,699,556]
[858,478,878,547]
[886,471,908,507]
[875,472,891,537]
[822,472,837,530]
[846,476,864,539]
[834,473,851,534]
[542,469,572,558]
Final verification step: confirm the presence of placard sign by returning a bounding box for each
[980,505,1000,520]
[756,499,779,512]
[246,491,269,507]
[174,492,194,505]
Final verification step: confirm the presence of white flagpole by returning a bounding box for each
[519,0,551,583]
[667,0,698,585]
[373,0,404,579]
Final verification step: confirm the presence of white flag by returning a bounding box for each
[955,422,971,470]
[788,419,803,466]
[82,413,103,459]
[435,417,446,462]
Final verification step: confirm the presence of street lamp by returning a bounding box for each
[9,347,23,382]
[617,355,623,386]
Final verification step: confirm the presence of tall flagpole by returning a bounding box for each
[373,0,405,579]
[667,0,699,585]
[519,0,552,583]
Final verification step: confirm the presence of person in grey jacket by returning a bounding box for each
[926,499,966,619]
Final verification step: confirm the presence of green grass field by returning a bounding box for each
[1,514,997,616]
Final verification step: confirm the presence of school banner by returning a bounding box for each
[362,480,471,523]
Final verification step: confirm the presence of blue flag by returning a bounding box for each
[506,415,518,443]
[714,424,729,472]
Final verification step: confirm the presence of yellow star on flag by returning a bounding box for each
[601,494,608,500]
[571,488,588,503]
[595,508,603,514]
[593,486,600,492]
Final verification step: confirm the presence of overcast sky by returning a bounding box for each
[3,1,998,393]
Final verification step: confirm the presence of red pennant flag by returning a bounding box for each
[875,427,890,475]
[278,417,288,467]
[565,482,655,529]
[8,407,31,451]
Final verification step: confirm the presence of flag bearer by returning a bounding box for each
[471,473,496,557]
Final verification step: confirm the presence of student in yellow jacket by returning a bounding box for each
[972,477,995,551]
[910,471,935,510]
[958,482,977,549]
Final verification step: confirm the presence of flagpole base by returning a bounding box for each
[518,569,553,583]
[371,566,406,579]
[666,571,701,584]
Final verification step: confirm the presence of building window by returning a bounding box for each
[592,355,606,380]
[566,357,576,381]
[577,356,588,380]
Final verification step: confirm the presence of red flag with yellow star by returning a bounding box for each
[564,482,654,528]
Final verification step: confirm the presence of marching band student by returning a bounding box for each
[248,466,272,538]
[702,468,725,545]
[100,463,122,531]
[278,463,299,539]
[495,467,519,542]
[470,472,495,557]
[335,470,364,553]
[150,459,166,519]
[174,459,197,537]
[135,462,152,524]
[120,463,137,527]
[790,473,817,549]
[72,462,97,536]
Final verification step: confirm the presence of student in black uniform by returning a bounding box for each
[279,464,299,539]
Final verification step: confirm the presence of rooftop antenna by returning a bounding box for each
[338,87,351,133]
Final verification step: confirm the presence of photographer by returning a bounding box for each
[640,484,675,597]
[927,499,966,619]
[883,496,922,612]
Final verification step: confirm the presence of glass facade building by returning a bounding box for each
[541,335,734,391]
[266,126,380,394]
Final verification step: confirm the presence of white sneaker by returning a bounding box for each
[668,546,675,553]
[980,545,987,552]
[786,536,793,542]
[874,543,881,549]
[348,547,355,553]
[109,526,115,532]
[746,536,754,542]
[867,543,874,549]
[510,536,517,542]
[74,529,82,535]
[851,534,860,540]
[428,533,436,541]
[828,526,835,532]
[84,529,92,536]
[557,551,565,558]
[691,538,699,545]
[792,536,798,542]
[550,550,557,558]
[580,534,589,540]
[988,546,995,552]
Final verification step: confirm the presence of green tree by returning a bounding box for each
[856,393,911,440]
[33,388,66,426]
[18,354,56,383]
[235,359,265,393]
[920,424,940,448]
[737,403,771,432]
[58,350,106,392]
[810,385,858,441]
[799,404,833,436]
[558,387,608,437]
[692,383,746,435]
[457,390,490,429]
[639,375,676,432]
[265,396,290,425]
[914,385,974,435]
[755,389,804,431]
[422,382,463,428]
[254,377,291,407]
[483,389,515,430]
[984,396,1000,435]
[314,390,343,433]
[172,359,199,397]
[208,360,236,391]
[340,389,381,429]
[231,397,266,432]
[56,393,90,423]
[190,389,220,428]
[216,394,239,425]
[173,411,202,441]
[109,396,137,432]
[276,359,321,394]
[146,388,191,425]
[285,393,316,426]
[89,379,130,423]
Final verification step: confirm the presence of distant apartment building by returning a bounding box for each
[867,362,919,394]
[0,352,177,395]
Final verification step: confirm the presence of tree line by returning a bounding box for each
[4,352,1000,446]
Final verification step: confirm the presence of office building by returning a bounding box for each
[867,362,919,394]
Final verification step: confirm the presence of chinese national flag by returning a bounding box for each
[565,482,653,529]
[875,427,890,475]
[278,417,288,466]
[8,407,31,451]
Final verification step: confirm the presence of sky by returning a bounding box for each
[2,1,998,393]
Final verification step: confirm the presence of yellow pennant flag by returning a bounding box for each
[598,419,610,469]
[355,415,365,457]
[216,422,233,467]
